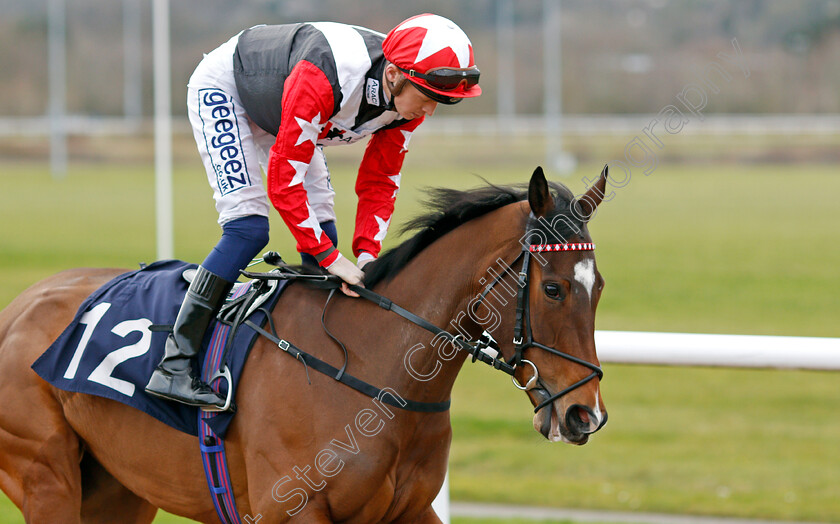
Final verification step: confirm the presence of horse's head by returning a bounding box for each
[364,167,610,444]
[507,166,609,445]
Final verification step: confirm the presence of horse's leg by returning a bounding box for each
[79,453,158,524]
[0,270,121,523]
[0,364,90,523]
[0,387,85,523]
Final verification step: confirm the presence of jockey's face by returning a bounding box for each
[385,64,438,121]
[393,82,438,120]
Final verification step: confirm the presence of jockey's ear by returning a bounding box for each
[384,63,407,99]
[528,166,554,218]
[384,63,402,84]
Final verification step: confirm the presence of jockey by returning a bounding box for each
[145,14,482,410]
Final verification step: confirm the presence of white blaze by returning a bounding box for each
[574,259,596,300]
[591,387,604,428]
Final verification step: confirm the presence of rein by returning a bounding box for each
[345,284,515,375]
[241,262,453,413]
[242,240,603,416]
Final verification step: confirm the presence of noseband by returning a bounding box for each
[474,242,603,414]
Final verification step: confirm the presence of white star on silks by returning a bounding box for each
[297,205,324,243]
[287,159,308,187]
[294,113,322,147]
[396,16,471,67]
[373,215,391,242]
[388,174,401,198]
[399,130,413,154]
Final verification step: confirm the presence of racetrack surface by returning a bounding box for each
[451,502,826,524]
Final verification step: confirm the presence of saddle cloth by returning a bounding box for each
[32,259,286,437]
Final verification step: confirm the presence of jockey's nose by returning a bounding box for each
[423,101,437,116]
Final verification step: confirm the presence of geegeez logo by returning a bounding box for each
[198,89,250,195]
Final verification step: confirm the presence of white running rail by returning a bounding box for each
[433,330,840,523]
[595,330,840,370]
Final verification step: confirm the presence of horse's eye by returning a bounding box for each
[544,283,565,301]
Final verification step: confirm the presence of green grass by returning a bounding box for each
[1,134,838,523]
[450,364,839,522]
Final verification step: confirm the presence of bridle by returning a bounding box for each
[472,241,604,414]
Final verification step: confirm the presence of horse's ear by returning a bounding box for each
[528,166,554,218]
[575,164,609,221]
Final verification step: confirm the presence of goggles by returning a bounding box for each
[411,82,463,105]
[397,65,480,92]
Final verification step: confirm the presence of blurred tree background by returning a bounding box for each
[2,0,840,120]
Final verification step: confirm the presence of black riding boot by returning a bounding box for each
[145,266,233,410]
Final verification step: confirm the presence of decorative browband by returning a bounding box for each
[529,243,595,252]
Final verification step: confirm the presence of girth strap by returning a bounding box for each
[198,285,251,524]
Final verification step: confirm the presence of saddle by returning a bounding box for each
[32,259,288,437]
[177,265,281,412]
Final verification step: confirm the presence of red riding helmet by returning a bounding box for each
[383,13,482,104]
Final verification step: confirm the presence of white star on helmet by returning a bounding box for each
[395,15,472,68]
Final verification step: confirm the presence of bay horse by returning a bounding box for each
[0,166,609,523]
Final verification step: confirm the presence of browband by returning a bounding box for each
[529,243,595,252]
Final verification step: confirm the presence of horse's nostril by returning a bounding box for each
[576,407,590,425]
[565,404,596,434]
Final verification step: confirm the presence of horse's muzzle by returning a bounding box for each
[531,389,607,445]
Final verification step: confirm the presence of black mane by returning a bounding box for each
[363,180,584,287]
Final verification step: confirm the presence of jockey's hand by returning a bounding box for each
[326,254,364,297]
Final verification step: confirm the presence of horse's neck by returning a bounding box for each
[368,203,527,404]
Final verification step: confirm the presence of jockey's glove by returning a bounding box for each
[326,253,364,297]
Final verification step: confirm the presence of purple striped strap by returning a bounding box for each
[197,283,251,524]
